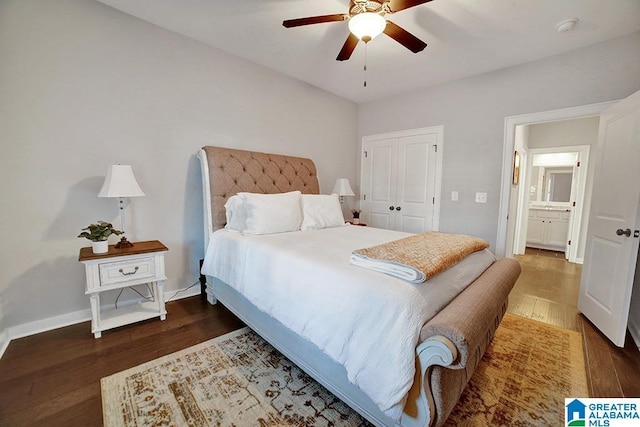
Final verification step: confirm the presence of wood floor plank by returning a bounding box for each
[31,382,99,423]
[610,331,640,397]
[580,316,623,397]
[531,297,551,323]
[546,299,568,329]
[507,293,536,318]
[34,398,101,427]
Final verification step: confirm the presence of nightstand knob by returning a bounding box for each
[118,266,139,276]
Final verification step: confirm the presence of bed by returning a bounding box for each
[198,145,521,427]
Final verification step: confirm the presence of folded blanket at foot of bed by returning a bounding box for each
[350,232,489,283]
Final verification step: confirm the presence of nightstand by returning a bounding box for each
[78,240,168,338]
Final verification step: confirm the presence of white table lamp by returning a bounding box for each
[332,178,355,205]
[98,165,145,248]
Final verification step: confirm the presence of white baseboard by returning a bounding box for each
[165,284,202,302]
[0,286,202,359]
[8,308,92,342]
[0,308,92,360]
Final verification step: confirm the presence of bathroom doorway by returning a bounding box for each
[497,101,616,259]
[509,117,599,264]
[513,145,590,261]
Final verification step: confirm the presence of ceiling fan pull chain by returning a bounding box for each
[364,43,368,87]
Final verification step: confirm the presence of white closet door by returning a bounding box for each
[395,134,438,233]
[361,138,398,230]
[361,127,441,233]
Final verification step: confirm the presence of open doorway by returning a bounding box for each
[496,102,613,331]
[513,143,591,263]
[497,100,617,259]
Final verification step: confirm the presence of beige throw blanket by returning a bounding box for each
[351,232,489,283]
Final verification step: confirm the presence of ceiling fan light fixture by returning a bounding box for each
[348,12,386,42]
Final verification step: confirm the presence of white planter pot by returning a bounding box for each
[92,240,109,254]
[352,218,360,224]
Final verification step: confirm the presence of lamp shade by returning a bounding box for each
[98,165,145,198]
[348,12,386,42]
[332,178,355,197]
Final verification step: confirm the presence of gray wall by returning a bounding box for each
[528,117,600,149]
[358,32,640,248]
[1,0,640,345]
[0,0,358,333]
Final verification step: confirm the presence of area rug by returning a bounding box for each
[444,313,588,426]
[102,313,588,426]
[101,327,370,427]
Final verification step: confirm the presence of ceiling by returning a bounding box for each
[96,0,640,103]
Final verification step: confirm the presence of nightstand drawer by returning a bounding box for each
[99,257,156,286]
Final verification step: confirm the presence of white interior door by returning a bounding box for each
[578,89,640,347]
[395,134,438,233]
[361,127,442,233]
[361,138,397,230]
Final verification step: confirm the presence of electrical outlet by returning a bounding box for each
[451,191,459,201]
[475,192,487,203]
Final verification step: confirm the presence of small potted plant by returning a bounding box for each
[78,221,123,254]
[351,209,361,225]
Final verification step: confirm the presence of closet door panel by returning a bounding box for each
[396,134,437,233]
[361,126,442,233]
[362,138,398,229]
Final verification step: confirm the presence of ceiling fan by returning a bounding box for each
[283,0,432,61]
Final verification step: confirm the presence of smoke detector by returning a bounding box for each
[555,18,578,32]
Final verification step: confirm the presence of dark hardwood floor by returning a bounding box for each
[511,247,640,398]
[1,250,639,425]
[0,297,244,426]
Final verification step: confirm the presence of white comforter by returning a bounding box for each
[201,225,494,419]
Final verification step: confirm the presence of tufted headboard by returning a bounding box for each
[198,146,320,247]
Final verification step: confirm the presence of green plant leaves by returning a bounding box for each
[77,221,123,242]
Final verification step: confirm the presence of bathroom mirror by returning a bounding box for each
[529,152,577,206]
[529,165,573,205]
[546,168,573,202]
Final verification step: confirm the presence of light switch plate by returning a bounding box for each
[451,191,459,201]
[475,192,487,203]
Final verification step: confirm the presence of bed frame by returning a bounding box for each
[198,146,521,427]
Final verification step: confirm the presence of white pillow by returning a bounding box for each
[224,195,247,232]
[239,191,303,235]
[300,194,346,231]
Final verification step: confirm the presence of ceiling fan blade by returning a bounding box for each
[387,0,433,13]
[283,14,348,28]
[336,33,359,61]
[383,20,427,53]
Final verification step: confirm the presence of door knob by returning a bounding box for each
[395,206,401,211]
[389,206,395,211]
[616,228,632,237]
